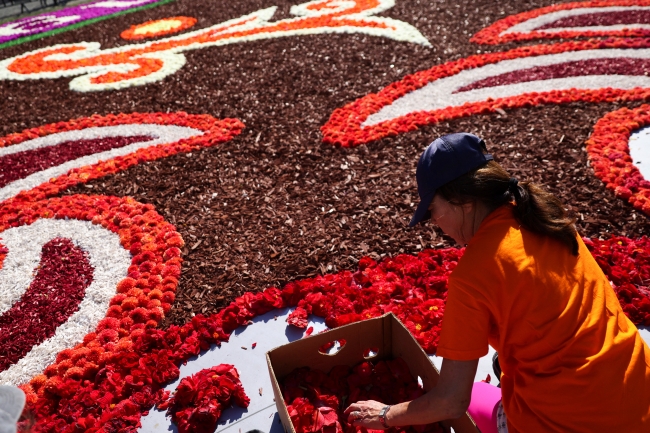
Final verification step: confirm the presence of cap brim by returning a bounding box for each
[409,191,435,227]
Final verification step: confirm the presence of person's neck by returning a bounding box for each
[468,201,494,241]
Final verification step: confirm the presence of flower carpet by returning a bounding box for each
[2,0,650,432]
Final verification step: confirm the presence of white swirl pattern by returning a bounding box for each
[0,124,203,203]
[501,6,650,36]
[363,48,650,127]
[629,126,650,180]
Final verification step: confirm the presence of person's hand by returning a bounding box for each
[344,400,388,430]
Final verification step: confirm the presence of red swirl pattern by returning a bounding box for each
[0,112,244,205]
[471,0,650,45]
[0,112,244,429]
[0,195,182,363]
[0,238,93,372]
[321,38,650,147]
[587,104,650,215]
[0,135,151,189]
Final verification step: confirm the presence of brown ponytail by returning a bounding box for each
[437,161,579,256]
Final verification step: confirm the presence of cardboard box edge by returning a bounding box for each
[266,313,480,433]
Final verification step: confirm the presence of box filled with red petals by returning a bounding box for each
[267,313,479,433]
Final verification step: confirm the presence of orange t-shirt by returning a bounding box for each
[436,205,650,432]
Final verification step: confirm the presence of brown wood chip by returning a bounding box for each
[43,0,649,330]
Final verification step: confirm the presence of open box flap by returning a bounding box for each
[266,313,479,433]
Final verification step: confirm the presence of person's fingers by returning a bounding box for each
[351,414,368,428]
[347,411,358,423]
[344,401,368,415]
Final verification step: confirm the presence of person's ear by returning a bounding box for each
[460,201,474,214]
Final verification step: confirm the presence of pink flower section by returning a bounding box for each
[456,57,650,93]
[471,0,650,44]
[538,10,650,29]
[0,135,151,188]
[0,238,93,372]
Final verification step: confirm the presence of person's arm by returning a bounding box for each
[343,358,478,430]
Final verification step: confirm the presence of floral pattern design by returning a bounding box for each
[0,238,92,364]
[0,0,168,49]
[0,0,429,92]
[19,236,650,432]
[0,112,243,204]
[321,38,650,147]
[0,194,176,388]
[587,104,650,215]
[2,0,650,431]
[120,17,197,40]
[471,0,650,45]
[0,112,243,387]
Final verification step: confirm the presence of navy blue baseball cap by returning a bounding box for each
[409,133,492,227]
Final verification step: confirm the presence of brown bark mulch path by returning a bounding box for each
[1,0,648,326]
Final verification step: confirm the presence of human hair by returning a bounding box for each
[437,160,579,256]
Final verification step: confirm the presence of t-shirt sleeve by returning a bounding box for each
[436,276,491,361]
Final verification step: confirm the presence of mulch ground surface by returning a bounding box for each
[2,0,649,326]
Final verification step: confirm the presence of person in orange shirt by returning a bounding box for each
[344,132,650,432]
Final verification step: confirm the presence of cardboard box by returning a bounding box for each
[267,313,479,433]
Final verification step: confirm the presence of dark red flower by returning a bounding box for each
[282,358,442,433]
[164,365,249,433]
[288,306,309,328]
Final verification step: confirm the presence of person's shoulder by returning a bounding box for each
[450,206,522,287]
[463,206,518,259]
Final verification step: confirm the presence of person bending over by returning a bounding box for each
[345,133,650,432]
